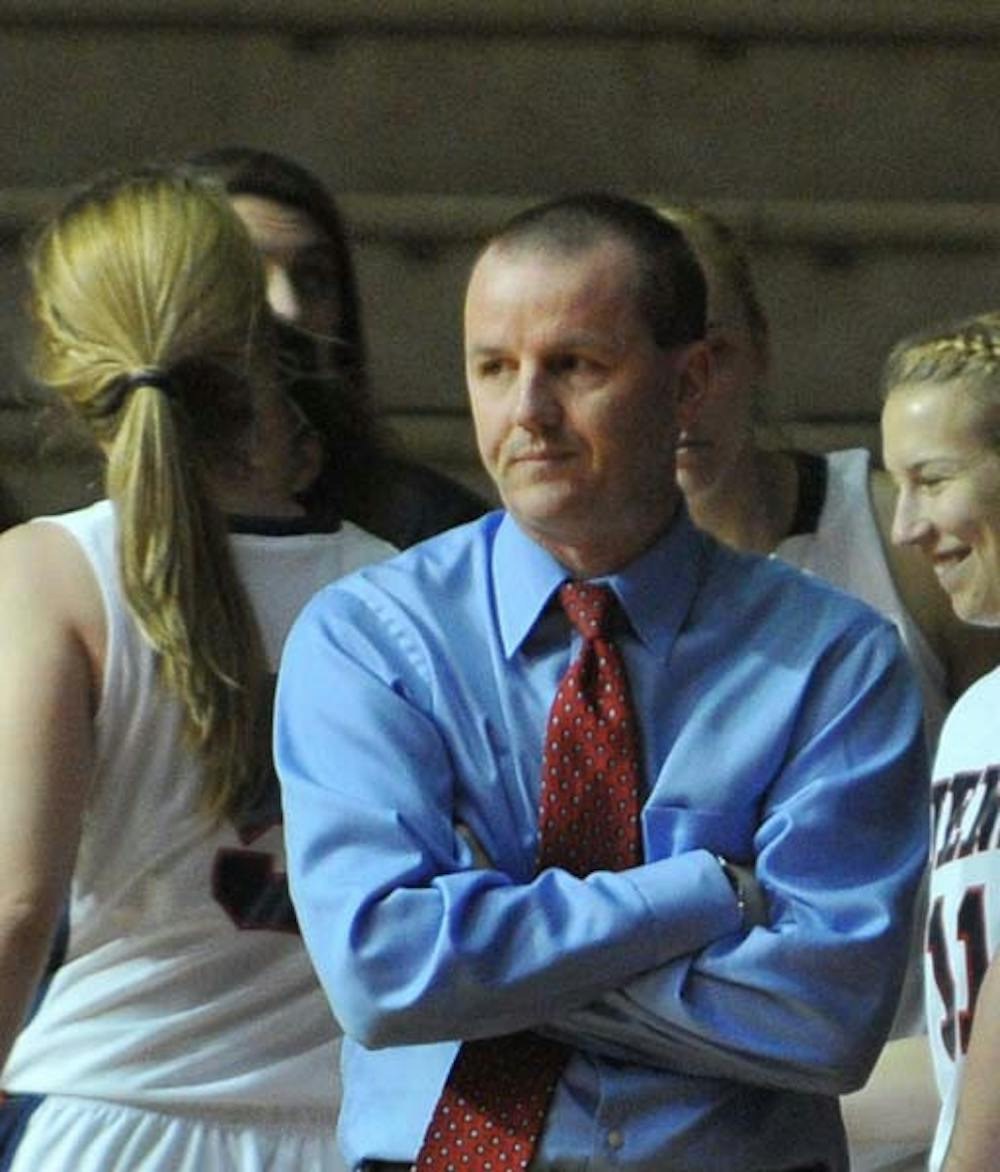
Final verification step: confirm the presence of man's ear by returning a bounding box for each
[675,340,711,430]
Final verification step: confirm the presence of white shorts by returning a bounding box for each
[2,1095,346,1172]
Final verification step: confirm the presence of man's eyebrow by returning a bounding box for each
[559,332,614,348]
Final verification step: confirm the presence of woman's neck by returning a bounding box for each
[207,473,307,521]
[686,447,800,555]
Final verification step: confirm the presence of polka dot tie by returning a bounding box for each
[413,582,643,1172]
[538,583,642,876]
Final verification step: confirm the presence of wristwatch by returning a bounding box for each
[716,854,747,924]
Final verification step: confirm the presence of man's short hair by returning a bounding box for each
[479,192,707,350]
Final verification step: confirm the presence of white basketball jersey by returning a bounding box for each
[926,666,1000,1171]
[2,500,395,1120]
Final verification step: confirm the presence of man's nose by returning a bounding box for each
[513,366,562,431]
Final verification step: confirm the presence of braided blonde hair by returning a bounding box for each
[883,312,1000,402]
[28,167,272,821]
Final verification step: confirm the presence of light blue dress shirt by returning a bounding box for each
[276,507,927,1172]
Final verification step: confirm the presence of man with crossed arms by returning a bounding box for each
[275,193,927,1172]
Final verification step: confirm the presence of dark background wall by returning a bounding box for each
[3,1,1000,515]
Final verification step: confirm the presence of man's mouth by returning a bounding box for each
[508,445,572,464]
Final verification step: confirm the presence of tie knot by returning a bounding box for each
[558,581,616,640]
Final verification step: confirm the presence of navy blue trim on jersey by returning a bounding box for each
[0,1093,44,1169]
[787,450,828,537]
[226,505,342,536]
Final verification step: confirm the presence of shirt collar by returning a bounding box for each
[493,506,706,661]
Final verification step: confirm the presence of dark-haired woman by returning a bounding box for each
[192,146,489,548]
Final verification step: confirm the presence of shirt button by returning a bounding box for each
[607,1129,624,1150]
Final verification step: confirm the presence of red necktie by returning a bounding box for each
[413,583,643,1172]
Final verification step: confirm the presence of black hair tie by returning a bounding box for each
[123,367,177,399]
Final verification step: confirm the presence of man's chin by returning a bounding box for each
[501,486,591,537]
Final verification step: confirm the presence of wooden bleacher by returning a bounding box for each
[2,2,1000,515]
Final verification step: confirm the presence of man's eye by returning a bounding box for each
[553,355,598,376]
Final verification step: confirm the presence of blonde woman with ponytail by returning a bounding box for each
[0,168,395,1171]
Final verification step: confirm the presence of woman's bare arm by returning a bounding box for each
[0,523,102,1070]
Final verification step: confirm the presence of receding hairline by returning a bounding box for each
[467,231,663,342]
[467,193,707,349]
[464,235,650,344]
[473,216,644,274]
[470,229,642,285]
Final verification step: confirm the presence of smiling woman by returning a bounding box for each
[882,317,1000,627]
[878,310,1000,1172]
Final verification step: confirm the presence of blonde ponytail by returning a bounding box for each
[28,168,273,820]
